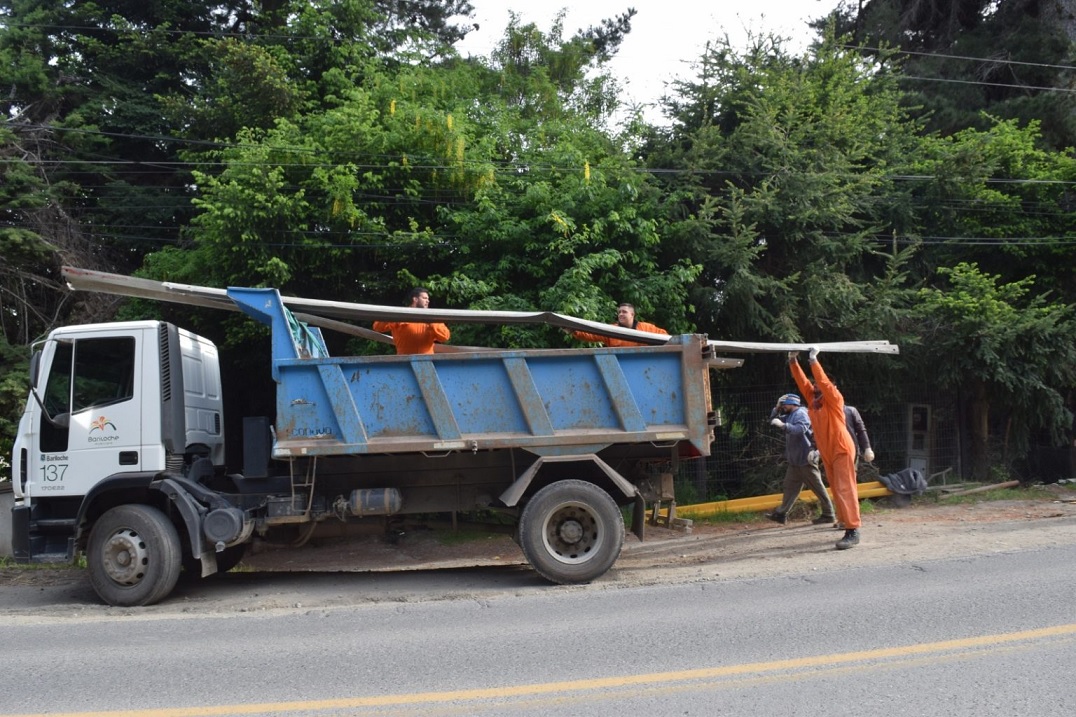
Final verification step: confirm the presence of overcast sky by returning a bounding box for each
[455,1,841,123]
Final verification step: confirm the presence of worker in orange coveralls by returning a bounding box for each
[789,346,861,550]
[373,287,450,355]
[570,302,669,347]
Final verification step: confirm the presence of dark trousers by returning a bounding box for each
[777,462,835,518]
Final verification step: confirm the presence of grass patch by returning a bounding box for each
[0,556,82,571]
[694,509,766,525]
[936,485,1065,505]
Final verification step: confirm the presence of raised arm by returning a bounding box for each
[808,355,843,408]
[788,353,813,398]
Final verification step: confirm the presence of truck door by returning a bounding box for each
[27,333,142,500]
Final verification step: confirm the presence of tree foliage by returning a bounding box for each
[907,117,1076,303]
[651,32,921,349]
[0,0,479,345]
[912,262,1076,478]
[830,0,1076,149]
[139,16,695,352]
[3,2,1076,482]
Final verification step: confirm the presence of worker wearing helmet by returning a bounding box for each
[789,347,861,550]
[765,393,836,526]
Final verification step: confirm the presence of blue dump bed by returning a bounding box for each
[228,288,715,460]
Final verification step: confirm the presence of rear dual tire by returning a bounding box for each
[518,480,624,584]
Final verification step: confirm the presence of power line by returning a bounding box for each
[900,75,1076,94]
[26,222,1076,250]
[10,23,1075,75]
[0,20,441,44]
[6,156,1076,188]
[845,44,1076,73]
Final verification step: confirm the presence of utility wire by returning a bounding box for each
[8,22,1075,74]
[845,44,1076,73]
[900,75,1076,94]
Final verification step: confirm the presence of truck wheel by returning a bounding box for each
[87,505,182,607]
[518,480,624,584]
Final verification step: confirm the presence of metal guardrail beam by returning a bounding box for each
[675,481,895,519]
[61,266,899,355]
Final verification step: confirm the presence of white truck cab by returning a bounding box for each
[12,321,223,561]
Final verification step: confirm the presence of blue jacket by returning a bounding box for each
[771,405,814,466]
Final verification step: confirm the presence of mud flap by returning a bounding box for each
[632,493,646,542]
[11,504,30,562]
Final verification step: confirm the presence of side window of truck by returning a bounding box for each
[71,337,136,413]
[39,337,136,453]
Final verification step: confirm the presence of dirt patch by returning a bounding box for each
[238,484,1076,574]
[4,485,1076,616]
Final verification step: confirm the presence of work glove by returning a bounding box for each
[808,346,820,362]
[770,418,785,429]
[808,450,820,467]
[787,351,799,362]
[863,448,875,463]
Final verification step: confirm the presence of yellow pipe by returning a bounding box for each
[675,481,893,520]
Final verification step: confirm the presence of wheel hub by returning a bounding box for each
[102,528,149,585]
[544,504,601,563]
[558,519,584,544]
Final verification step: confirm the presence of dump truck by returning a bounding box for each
[10,283,732,606]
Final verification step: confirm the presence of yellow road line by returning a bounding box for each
[9,623,1076,717]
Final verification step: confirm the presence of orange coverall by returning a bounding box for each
[790,357,861,529]
[571,321,668,347]
[372,321,450,355]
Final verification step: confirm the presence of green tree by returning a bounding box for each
[831,0,1076,150]
[140,14,691,353]
[906,116,1076,304]
[912,262,1076,480]
[650,31,922,351]
[0,0,479,340]
[0,0,483,455]
[0,334,28,475]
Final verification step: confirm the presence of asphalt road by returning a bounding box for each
[4,540,1076,716]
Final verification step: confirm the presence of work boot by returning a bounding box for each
[765,511,787,525]
[836,529,860,550]
[812,514,835,525]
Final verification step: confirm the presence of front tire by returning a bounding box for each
[87,504,182,607]
[518,480,624,584]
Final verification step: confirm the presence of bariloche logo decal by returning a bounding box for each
[88,415,120,443]
[90,416,116,432]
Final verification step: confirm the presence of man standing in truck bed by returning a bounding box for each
[570,302,668,347]
[373,287,451,355]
